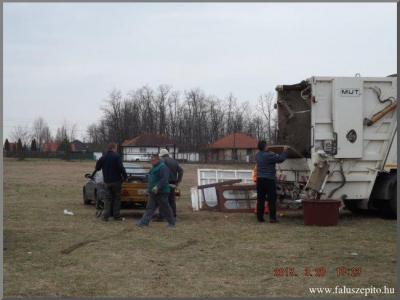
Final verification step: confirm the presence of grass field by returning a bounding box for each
[3,158,397,297]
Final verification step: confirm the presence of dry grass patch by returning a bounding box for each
[3,158,397,297]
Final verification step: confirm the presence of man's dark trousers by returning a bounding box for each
[256,177,277,221]
[168,186,177,218]
[140,193,175,226]
[103,181,122,219]
[158,184,177,219]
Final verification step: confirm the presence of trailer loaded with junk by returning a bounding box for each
[191,74,397,220]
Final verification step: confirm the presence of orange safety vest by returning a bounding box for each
[252,165,257,183]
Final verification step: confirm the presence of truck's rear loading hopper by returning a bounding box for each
[276,81,312,158]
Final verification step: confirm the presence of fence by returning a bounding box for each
[175,152,200,162]
[4,151,95,160]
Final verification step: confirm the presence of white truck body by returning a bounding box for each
[275,75,397,211]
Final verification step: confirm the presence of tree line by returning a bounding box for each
[5,118,77,152]
[5,85,278,154]
[86,85,278,152]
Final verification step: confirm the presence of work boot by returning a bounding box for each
[136,221,148,228]
[114,217,124,221]
[166,223,175,229]
[269,219,279,223]
[102,217,109,222]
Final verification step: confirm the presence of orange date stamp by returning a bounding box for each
[273,266,361,277]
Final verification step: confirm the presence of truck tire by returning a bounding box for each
[381,174,397,219]
[389,178,397,219]
[344,199,361,213]
[388,175,397,218]
[83,187,91,205]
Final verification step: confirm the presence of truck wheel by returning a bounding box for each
[344,200,361,213]
[381,174,397,219]
[388,175,397,218]
[83,187,91,205]
[389,180,397,219]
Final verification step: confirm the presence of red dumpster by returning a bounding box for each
[303,199,341,226]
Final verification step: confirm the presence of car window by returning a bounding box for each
[123,163,149,175]
[125,168,148,174]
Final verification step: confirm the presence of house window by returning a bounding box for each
[139,147,147,153]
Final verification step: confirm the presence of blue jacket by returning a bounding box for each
[256,150,288,180]
[95,151,127,183]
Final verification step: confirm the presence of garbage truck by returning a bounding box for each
[273,74,397,217]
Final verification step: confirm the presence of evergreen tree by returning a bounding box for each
[57,138,71,152]
[16,139,25,161]
[31,139,37,151]
[16,139,23,152]
[4,139,10,151]
[58,138,72,160]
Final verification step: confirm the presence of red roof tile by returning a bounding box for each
[208,133,258,149]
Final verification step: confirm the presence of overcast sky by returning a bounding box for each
[4,3,396,142]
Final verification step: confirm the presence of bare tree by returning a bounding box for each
[225,93,237,134]
[11,126,30,145]
[155,85,170,135]
[258,92,277,144]
[55,120,77,143]
[31,117,52,149]
[41,126,52,143]
[87,85,277,152]
[167,91,180,139]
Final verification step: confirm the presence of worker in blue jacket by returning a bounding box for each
[255,140,288,223]
[136,153,175,228]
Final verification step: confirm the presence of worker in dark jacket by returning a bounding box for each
[136,153,175,228]
[159,148,183,218]
[92,143,127,222]
[255,140,288,223]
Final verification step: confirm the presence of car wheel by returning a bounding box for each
[83,187,91,205]
[94,190,104,217]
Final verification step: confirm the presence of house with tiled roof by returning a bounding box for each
[70,140,88,153]
[207,132,258,162]
[121,134,178,161]
[41,142,59,153]
[7,142,17,152]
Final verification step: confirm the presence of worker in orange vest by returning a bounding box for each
[255,141,288,223]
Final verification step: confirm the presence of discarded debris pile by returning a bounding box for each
[191,169,256,212]
[191,168,305,212]
[191,179,257,212]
